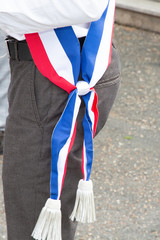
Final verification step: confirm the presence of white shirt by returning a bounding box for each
[0,0,108,40]
[0,29,10,130]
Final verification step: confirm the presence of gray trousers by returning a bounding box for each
[2,44,120,240]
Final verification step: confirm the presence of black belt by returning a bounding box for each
[7,39,33,61]
[7,37,86,61]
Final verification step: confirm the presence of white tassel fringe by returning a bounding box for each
[32,198,61,240]
[70,179,96,223]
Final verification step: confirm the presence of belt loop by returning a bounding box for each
[6,41,11,60]
[14,41,20,61]
[7,38,33,61]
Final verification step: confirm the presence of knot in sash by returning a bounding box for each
[76,81,90,96]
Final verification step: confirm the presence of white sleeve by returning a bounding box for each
[0,0,109,39]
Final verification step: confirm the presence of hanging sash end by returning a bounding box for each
[70,179,96,223]
[32,198,62,240]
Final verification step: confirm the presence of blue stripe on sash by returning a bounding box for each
[50,90,77,199]
[82,92,94,181]
[55,27,80,85]
[81,3,109,83]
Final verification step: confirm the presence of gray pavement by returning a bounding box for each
[0,24,160,240]
[115,0,160,33]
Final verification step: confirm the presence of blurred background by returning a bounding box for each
[0,1,160,240]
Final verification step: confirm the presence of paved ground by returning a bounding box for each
[0,24,160,240]
[116,0,160,33]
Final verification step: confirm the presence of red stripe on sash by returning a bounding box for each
[59,120,77,197]
[90,90,99,137]
[25,33,76,94]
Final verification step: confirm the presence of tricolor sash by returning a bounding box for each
[25,0,115,239]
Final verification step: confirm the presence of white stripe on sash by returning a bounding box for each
[39,30,75,85]
[90,0,115,87]
[88,91,95,134]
